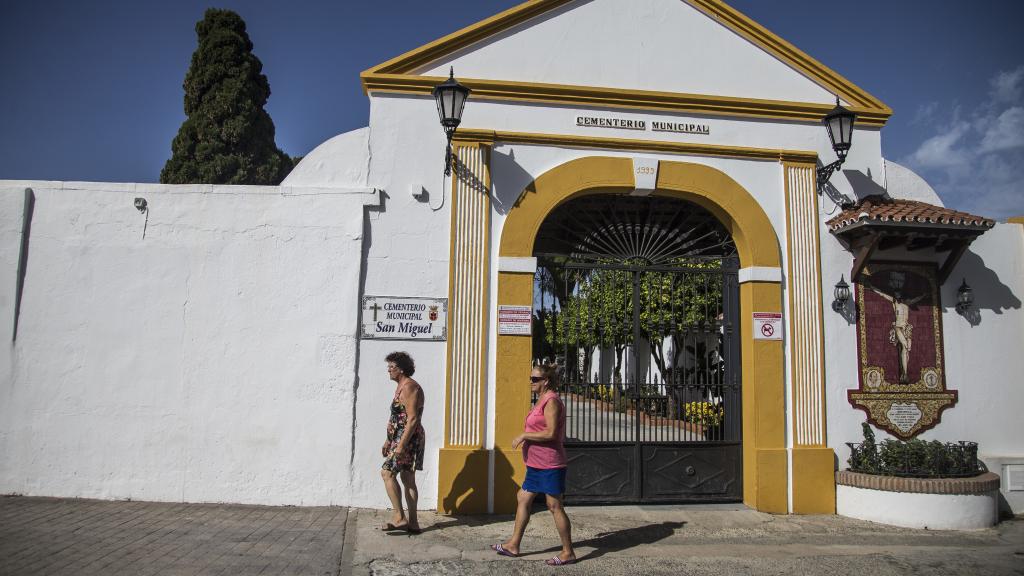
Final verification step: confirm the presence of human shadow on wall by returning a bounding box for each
[436,449,516,528]
[490,147,538,216]
[943,249,1021,327]
[439,449,489,515]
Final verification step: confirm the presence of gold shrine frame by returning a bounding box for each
[850,261,957,439]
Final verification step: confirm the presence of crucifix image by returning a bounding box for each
[868,271,925,384]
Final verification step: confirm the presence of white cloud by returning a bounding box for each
[901,66,1024,220]
[905,121,971,169]
[911,101,939,126]
[990,66,1024,103]
[979,106,1024,153]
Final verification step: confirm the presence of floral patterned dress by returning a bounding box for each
[382,386,425,472]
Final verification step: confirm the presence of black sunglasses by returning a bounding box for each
[529,376,546,383]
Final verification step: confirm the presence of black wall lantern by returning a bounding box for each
[956,278,974,313]
[833,274,851,312]
[432,67,471,176]
[817,96,857,187]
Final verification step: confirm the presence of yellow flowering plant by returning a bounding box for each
[683,401,724,427]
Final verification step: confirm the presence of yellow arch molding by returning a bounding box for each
[490,156,789,514]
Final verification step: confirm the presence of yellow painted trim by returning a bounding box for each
[791,446,837,514]
[437,447,490,514]
[782,164,799,441]
[368,0,574,76]
[443,156,460,448]
[362,74,889,127]
[741,282,786,511]
[810,170,829,445]
[360,1,891,126]
[454,129,819,163]
[493,271,535,514]
[478,145,492,445]
[496,156,788,513]
[756,448,789,514]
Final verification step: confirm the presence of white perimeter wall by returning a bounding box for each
[0,181,374,506]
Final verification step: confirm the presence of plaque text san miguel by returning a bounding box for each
[576,115,710,135]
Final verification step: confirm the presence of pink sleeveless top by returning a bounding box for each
[523,391,567,469]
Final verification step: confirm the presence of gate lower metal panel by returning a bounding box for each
[565,445,636,502]
[641,443,741,500]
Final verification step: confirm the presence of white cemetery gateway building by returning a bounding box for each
[2,0,1023,521]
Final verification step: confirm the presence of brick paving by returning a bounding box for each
[0,496,347,576]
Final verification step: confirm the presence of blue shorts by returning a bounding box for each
[522,466,567,496]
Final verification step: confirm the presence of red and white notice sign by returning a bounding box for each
[497,305,532,336]
[752,312,783,340]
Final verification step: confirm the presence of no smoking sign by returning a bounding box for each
[753,312,783,340]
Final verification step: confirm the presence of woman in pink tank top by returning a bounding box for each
[490,363,576,566]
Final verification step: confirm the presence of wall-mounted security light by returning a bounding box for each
[134,197,148,213]
[432,68,471,177]
[956,278,974,313]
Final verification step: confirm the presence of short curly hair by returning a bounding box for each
[386,351,415,377]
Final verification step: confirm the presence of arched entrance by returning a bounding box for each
[533,194,742,503]
[494,157,787,513]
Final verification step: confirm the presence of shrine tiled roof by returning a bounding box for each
[826,195,996,233]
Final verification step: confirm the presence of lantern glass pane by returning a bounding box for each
[827,116,842,146]
[442,90,455,119]
[840,115,854,145]
[434,95,445,123]
[453,90,468,121]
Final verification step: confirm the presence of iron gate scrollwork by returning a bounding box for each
[532,195,742,503]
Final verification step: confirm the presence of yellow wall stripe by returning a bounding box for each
[453,129,819,163]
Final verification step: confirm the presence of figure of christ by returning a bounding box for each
[869,286,926,384]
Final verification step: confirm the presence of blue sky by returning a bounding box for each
[1,0,1021,219]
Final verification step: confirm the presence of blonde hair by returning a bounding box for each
[534,362,561,391]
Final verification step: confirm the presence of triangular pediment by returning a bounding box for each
[362,0,890,126]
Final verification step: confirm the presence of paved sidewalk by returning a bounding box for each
[352,505,1024,576]
[0,496,348,576]
[2,496,1022,575]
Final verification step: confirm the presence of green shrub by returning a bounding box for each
[847,422,981,478]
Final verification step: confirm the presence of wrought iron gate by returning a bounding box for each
[532,195,742,503]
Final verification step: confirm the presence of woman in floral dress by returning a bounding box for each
[380,351,425,534]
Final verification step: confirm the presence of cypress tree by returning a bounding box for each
[161,9,292,185]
